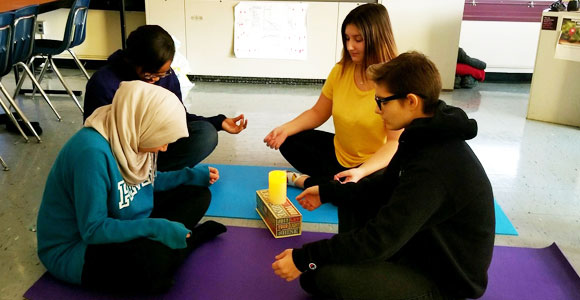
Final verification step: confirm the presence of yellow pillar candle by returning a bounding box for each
[268,170,287,205]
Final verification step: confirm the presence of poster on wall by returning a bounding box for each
[234,2,308,60]
[554,17,580,62]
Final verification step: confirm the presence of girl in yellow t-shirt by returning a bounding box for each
[264,3,401,188]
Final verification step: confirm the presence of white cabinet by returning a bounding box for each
[183,0,337,79]
[145,0,463,89]
[527,11,580,127]
[145,0,187,58]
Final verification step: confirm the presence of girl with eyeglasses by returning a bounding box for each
[84,25,247,173]
[264,4,401,189]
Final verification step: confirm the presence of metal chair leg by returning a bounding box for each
[68,49,90,80]
[0,155,8,171]
[0,93,29,142]
[15,62,62,121]
[48,57,83,114]
[0,82,42,142]
[11,57,37,98]
[12,67,27,102]
[14,56,46,98]
[28,56,47,98]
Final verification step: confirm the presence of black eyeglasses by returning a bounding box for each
[375,93,428,110]
[143,69,173,80]
[375,94,407,110]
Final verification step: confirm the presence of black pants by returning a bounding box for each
[279,130,351,187]
[157,120,218,172]
[300,193,459,300]
[299,262,459,300]
[81,185,211,294]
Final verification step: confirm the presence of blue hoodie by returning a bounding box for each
[37,127,211,284]
[83,50,225,128]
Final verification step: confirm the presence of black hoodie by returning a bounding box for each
[292,101,495,299]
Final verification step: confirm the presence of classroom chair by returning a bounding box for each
[0,10,41,142]
[25,0,91,114]
[10,5,61,122]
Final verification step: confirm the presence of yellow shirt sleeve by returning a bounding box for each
[321,64,343,100]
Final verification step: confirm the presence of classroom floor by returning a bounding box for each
[1,69,579,300]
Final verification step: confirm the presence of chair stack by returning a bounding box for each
[16,0,91,114]
[0,11,14,170]
[0,7,42,143]
[1,1,92,170]
[11,5,61,122]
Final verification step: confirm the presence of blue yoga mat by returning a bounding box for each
[494,200,518,235]
[204,164,518,235]
[203,164,336,224]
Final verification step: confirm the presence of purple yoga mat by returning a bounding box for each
[479,243,580,300]
[24,226,580,300]
[24,226,331,300]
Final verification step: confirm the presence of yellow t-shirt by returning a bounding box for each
[322,63,387,168]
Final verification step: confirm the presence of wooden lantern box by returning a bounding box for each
[256,189,302,238]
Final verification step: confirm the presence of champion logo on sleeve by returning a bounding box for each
[308,263,317,270]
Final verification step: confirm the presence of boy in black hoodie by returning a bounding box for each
[272,51,495,300]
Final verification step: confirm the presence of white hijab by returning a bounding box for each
[85,80,188,185]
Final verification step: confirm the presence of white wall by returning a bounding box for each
[382,0,464,89]
[459,20,541,73]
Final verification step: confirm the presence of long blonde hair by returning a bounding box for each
[339,4,398,78]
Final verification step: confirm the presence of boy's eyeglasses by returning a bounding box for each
[375,94,407,110]
[375,93,428,110]
[143,69,173,80]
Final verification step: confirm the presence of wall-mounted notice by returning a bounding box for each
[234,2,308,60]
[554,17,580,62]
